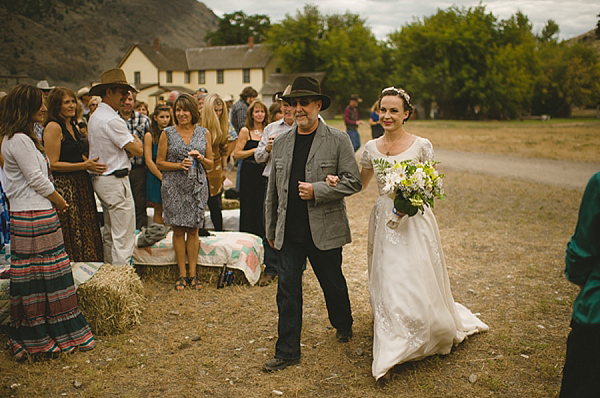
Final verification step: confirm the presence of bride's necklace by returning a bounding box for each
[251,129,263,138]
[384,133,403,156]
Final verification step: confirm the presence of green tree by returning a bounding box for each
[532,42,600,117]
[538,19,560,43]
[388,5,538,119]
[205,11,271,45]
[267,5,324,73]
[267,5,385,111]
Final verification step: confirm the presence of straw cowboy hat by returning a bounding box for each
[77,87,90,98]
[280,76,331,111]
[89,68,138,96]
[36,80,55,91]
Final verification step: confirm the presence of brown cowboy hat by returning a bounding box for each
[89,68,138,96]
[280,76,331,111]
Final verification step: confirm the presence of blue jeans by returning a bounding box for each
[346,128,360,152]
[275,239,353,360]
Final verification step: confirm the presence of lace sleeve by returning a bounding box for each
[359,145,373,169]
[420,138,435,162]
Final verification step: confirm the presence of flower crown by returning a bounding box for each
[382,86,411,106]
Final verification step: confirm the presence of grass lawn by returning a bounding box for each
[0,121,591,397]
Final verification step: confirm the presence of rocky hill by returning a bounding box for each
[567,28,600,54]
[0,0,218,91]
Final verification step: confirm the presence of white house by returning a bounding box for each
[117,38,279,110]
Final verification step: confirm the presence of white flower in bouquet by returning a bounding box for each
[373,158,445,222]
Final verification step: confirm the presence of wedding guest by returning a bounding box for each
[231,87,258,190]
[156,94,213,290]
[233,99,268,237]
[353,86,488,380]
[84,96,101,124]
[560,171,600,397]
[88,68,143,266]
[36,80,54,101]
[43,87,105,262]
[144,104,172,224]
[196,89,208,114]
[369,100,384,139]
[34,80,53,141]
[268,101,282,123]
[77,87,92,117]
[201,94,229,231]
[134,101,149,116]
[344,94,362,152]
[119,91,151,230]
[0,84,95,361]
[254,85,293,286]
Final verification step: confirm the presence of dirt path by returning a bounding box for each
[435,149,600,190]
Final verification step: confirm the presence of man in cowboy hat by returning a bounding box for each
[263,76,362,371]
[344,94,363,152]
[77,87,92,117]
[36,80,55,100]
[88,68,143,266]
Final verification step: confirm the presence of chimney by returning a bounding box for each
[153,37,160,52]
[248,36,254,50]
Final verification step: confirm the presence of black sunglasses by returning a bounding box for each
[289,98,315,107]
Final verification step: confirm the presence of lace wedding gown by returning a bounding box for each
[360,137,489,380]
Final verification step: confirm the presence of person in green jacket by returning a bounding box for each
[560,171,600,398]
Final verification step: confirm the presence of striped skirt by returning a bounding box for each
[7,208,95,361]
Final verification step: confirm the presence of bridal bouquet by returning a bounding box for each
[373,158,445,226]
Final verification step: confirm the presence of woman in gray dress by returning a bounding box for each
[156,94,213,290]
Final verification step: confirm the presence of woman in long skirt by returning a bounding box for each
[0,85,95,361]
[43,87,105,262]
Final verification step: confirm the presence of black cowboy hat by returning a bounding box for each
[280,76,331,111]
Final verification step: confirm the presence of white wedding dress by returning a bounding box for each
[360,138,489,380]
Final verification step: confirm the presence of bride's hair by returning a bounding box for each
[378,87,413,124]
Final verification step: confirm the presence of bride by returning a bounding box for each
[340,87,488,380]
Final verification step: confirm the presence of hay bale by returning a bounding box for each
[77,265,146,336]
[221,198,239,210]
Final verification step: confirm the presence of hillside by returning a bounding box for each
[567,28,600,54]
[0,0,218,91]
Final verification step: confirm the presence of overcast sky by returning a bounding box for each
[199,0,598,41]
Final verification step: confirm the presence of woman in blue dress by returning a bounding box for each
[144,104,172,224]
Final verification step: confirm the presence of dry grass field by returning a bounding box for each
[1,120,595,397]
[329,118,600,163]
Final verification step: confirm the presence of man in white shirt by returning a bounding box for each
[88,68,143,265]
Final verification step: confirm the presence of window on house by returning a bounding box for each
[198,70,205,84]
[166,70,172,83]
[185,71,190,84]
[217,70,224,84]
[276,67,281,73]
[134,71,141,84]
[243,69,250,83]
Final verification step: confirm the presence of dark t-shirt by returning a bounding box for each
[285,129,316,242]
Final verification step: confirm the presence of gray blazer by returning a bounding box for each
[265,121,362,251]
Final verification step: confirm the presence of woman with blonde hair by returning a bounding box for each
[157,94,213,290]
[233,99,269,236]
[201,94,229,231]
[1,84,95,361]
